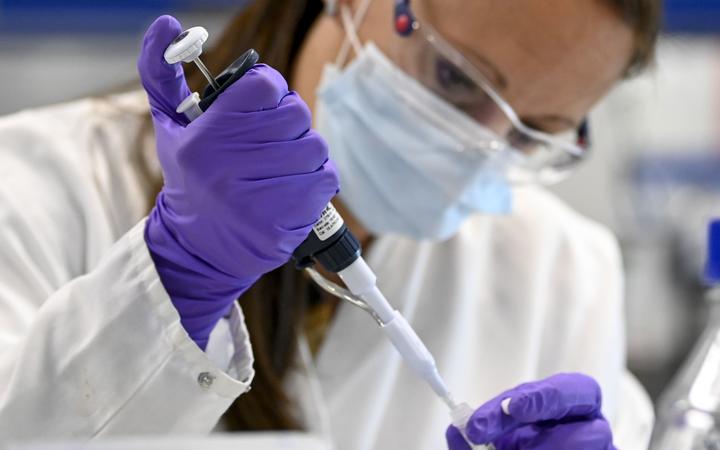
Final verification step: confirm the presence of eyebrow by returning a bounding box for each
[448,38,580,133]
[451,41,509,90]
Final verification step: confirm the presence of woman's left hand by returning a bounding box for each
[446,373,616,450]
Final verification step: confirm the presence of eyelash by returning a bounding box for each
[520,119,552,134]
[435,59,476,92]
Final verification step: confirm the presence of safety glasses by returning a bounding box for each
[394,1,590,184]
[338,0,591,184]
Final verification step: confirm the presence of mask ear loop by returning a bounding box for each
[334,0,374,67]
[325,0,339,16]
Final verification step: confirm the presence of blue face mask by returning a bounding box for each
[316,43,512,241]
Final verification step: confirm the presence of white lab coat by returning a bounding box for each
[0,92,653,450]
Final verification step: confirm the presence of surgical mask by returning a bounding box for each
[316,42,512,241]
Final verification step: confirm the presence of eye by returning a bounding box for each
[435,58,477,95]
[506,128,537,154]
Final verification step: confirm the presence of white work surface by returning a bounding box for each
[9,433,332,450]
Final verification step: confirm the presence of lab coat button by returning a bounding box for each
[197,372,215,389]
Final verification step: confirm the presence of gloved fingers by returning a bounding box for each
[466,373,602,445]
[493,418,614,450]
[446,426,472,450]
[172,144,337,264]
[321,158,341,196]
[192,130,330,181]
[137,15,192,127]
[266,128,331,174]
[492,424,537,450]
[506,373,602,422]
[213,159,338,233]
[196,91,316,145]
[207,64,289,113]
[242,92,313,142]
[235,161,339,225]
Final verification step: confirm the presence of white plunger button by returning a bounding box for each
[164,26,209,64]
[164,26,220,92]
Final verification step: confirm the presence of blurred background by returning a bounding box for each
[0,0,719,408]
[0,0,244,114]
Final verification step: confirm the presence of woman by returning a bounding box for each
[0,0,659,449]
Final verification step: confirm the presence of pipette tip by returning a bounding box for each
[442,393,459,410]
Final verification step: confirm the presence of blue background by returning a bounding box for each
[1,0,720,34]
[0,1,247,33]
[664,0,720,33]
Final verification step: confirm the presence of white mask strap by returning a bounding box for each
[325,0,339,16]
[335,0,374,67]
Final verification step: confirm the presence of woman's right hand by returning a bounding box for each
[138,16,339,349]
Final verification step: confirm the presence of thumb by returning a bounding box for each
[445,426,472,450]
[137,15,192,126]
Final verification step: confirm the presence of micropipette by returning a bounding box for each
[165,27,507,449]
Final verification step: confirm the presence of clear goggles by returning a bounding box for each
[336,0,591,185]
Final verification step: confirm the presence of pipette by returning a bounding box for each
[299,207,497,450]
[165,27,506,449]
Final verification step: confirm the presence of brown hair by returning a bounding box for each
[608,0,663,76]
[173,0,663,431]
[184,0,327,431]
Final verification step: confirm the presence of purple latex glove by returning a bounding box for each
[138,15,338,349]
[446,373,617,450]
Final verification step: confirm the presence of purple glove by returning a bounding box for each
[137,16,339,349]
[446,373,617,450]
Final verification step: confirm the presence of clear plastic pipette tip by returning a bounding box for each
[445,396,493,450]
[442,392,460,410]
